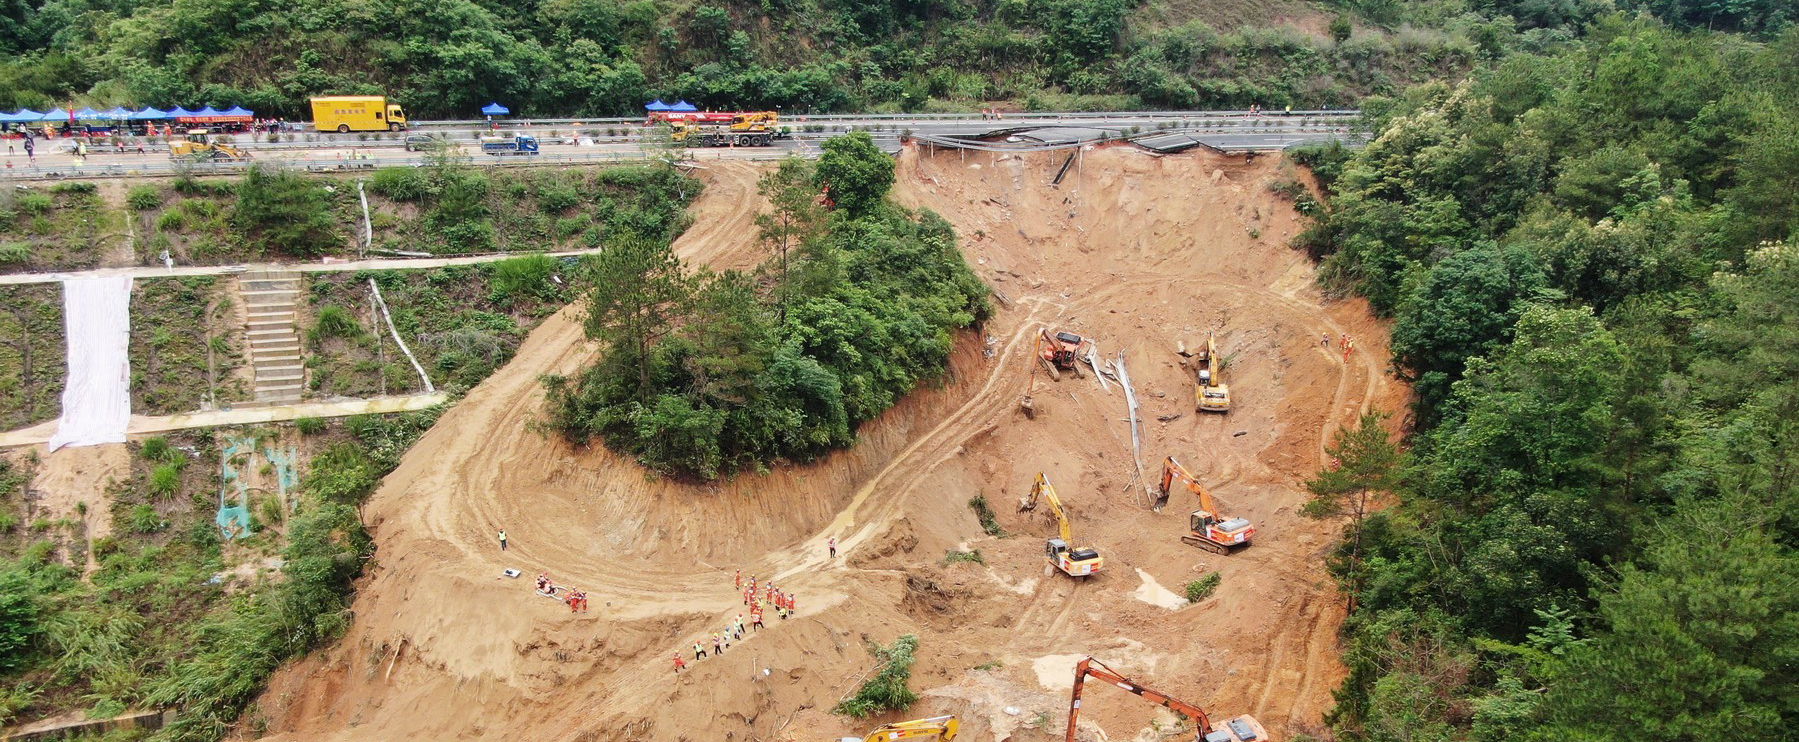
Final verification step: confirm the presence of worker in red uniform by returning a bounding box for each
[786,593,796,616]
[673,654,686,673]
[751,606,764,631]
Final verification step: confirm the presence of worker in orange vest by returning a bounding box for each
[673,654,686,673]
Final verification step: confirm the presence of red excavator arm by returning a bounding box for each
[1066,656,1212,742]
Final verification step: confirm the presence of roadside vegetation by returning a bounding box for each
[4,0,1760,118]
[546,135,988,479]
[0,410,439,739]
[130,277,246,415]
[304,259,573,397]
[0,181,120,271]
[1294,18,1799,740]
[0,285,64,430]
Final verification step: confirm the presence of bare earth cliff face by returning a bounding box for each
[251,146,1405,741]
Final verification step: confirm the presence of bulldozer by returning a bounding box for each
[1037,329,1088,381]
[168,129,250,162]
[1190,332,1231,413]
[1066,656,1269,742]
[1159,456,1255,555]
[1023,473,1103,578]
[840,715,959,742]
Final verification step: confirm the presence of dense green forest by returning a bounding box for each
[0,0,1646,117]
[545,133,989,478]
[1296,16,1799,740]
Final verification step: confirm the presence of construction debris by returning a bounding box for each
[1114,351,1155,508]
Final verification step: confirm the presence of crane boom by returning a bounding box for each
[1036,473,1073,544]
[1066,657,1213,742]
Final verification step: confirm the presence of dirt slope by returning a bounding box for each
[252,148,1404,741]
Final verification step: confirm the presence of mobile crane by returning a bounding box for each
[840,715,959,742]
[670,111,783,147]
[1024,473,1103,578]
[1158,456,1255,554]
[1066,657,1268,742]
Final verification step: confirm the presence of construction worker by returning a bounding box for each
[734,569,741,589]
[828,536,837,559]
[694,641,707,660]
[1321,332,1330,348]
[734,614,745,639]
[786,594,796,616]
[673,654,686,673]
[751,607,764,631]
[498,529,507,551]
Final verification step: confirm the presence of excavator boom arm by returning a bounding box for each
[1066,657,1212,742]
[863,715,959,741]
[1037,473,1073,544]
[1161,456,1218,515]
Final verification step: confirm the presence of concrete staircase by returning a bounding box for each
[238,270,306,405]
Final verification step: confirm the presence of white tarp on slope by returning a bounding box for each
[48,276,132,451]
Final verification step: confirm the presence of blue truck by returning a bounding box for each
[480,135,539,156]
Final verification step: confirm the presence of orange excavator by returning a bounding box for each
[1067,657,1268,742]
[1158,456,1255,554]
[1037,329,1088,381]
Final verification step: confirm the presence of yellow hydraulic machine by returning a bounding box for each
[1193,331,1231,413]
[841,715,959,741]
[168,130,250,162]
[1024,473,1103,578]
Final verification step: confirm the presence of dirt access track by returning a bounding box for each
[252,144,1404,741]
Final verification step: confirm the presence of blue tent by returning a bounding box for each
[167,106,195,117]
[481,101,510,116]
[131,107,169,120]
[670,100,697,112]
[0,109,41,122]
[221,105,253,117]
[193,106,223,117]
[73,107,104,120]
[102,106,133,119]
[645,99,670,111]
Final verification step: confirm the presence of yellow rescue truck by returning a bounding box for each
[310,96,408,133]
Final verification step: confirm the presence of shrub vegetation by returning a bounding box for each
[547,140,988,478]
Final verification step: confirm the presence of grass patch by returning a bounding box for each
[130,277,245,414]
[0,184,115,270]
[0,285,66,429]
[944,549,984,565]
[305,265,570,397]
[1185,572,1222,603]
[835,634,920,718]
[969,496,1005,537]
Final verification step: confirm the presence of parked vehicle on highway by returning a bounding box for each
[311,96,408,133]
[404,133,447,151]
[480,135,539,156]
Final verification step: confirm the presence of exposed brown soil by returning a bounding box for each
[247,148,1406,742]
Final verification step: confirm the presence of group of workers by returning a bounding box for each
[671,570,801,673]
[533,573,590,613]
[1323,332,1356,362]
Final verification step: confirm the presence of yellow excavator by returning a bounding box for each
[1023,473,1103,578]
[168,129,250,162]
[1159,456,1255,555]
[841,715,959,741]
[1193,332,1231,413]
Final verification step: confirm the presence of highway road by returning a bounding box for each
[0,109,1361,180]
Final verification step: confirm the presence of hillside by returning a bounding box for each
[0,0,1486,118]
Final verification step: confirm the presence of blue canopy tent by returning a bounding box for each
[166,106,195,118]
[102,107,133,119]
[670,100,698,112]
[131,107,169,120]
[221,105,253,117]
[645,99,671,111]
[0,110,41,122]
[72,107,104,120]
[481,102,510,116]
[191,106,223,117]
[34,109,69,121]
